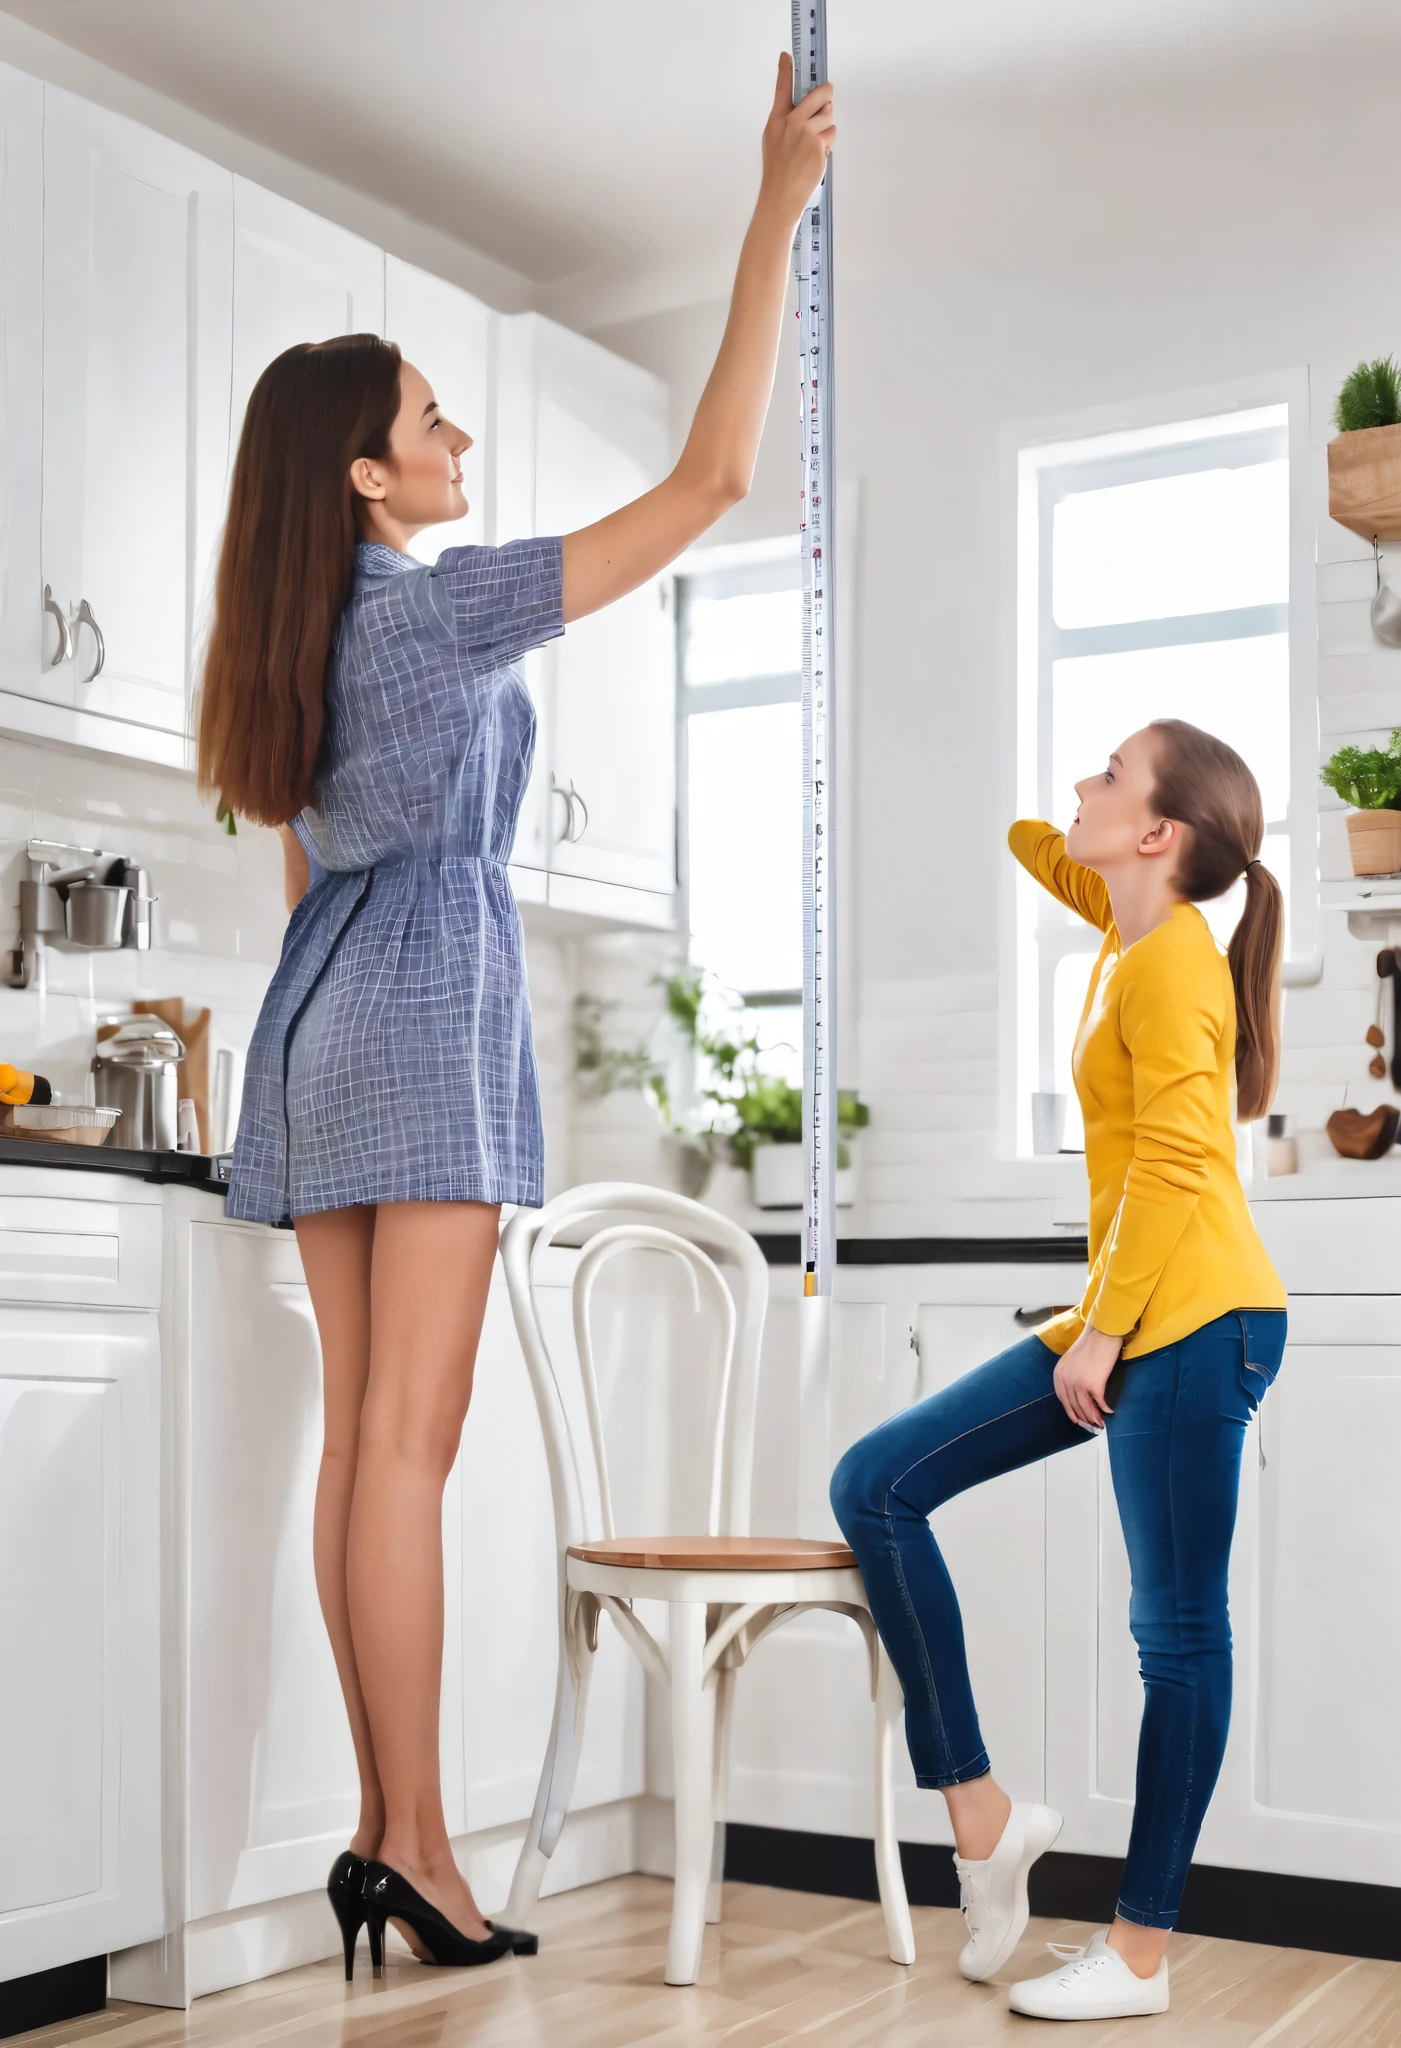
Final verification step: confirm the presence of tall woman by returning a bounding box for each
[198,57,835,1975]
[832,720,1287,2022]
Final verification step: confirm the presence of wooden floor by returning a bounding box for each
[31,1877,1401,2048]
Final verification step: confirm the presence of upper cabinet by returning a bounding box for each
[39,91,232,759]
[229,181,384,449]
[500,314,676,901]
[0,70,42,709]
[384,256,489,560]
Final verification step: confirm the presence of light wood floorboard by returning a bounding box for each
[23,1877,1401,2048]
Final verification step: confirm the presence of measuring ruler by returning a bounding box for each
[793,0,837,1303]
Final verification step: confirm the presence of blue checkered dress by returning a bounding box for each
[226,537,564,1225]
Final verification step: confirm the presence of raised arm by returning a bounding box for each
[560,55,835,625]
[1008,819,1113,933]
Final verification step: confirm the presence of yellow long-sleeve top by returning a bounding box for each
[1011,820,1285,1359]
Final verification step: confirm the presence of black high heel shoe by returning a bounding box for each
[486,1920,540,1956]
[361,1861,513,1968]
[327,1851,383,1980]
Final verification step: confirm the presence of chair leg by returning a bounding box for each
[706,1662,735,1924]
[506,1612,595,1924]
[873,1639,916,1965]
[665,1602,715,1985]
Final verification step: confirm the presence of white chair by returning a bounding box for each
[501,1182,915,1986]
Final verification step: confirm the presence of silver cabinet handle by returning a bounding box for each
[43,585,71,668]
[552,774,587,844]
[73,599,105,687]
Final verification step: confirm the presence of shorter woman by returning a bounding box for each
[832,719,1287,2022]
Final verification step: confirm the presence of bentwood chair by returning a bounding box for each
[500,1183,915,1985]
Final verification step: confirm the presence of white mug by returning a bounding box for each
[1031,1091,1068,1156]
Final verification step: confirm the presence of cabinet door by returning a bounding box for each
[230,181,384,454]
[384,256,489,560]
[0,1305,161,1980]
[533,319,676,894]
[185,1222,466,1913]
[0,67,43,702]
[41,89,233,741]
[1045,1316,1401,1886]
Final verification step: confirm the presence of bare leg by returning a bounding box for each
[942,1774,1012,1861]
[351,1199,501,1943]
[295,1204,383,1858]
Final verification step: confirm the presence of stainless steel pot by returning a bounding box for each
[92,1017,185,1152]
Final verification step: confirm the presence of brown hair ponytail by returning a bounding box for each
[1148,718,1283,1121]
[196,334,402,826]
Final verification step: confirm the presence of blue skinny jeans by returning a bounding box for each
[830,1308,1287,1929]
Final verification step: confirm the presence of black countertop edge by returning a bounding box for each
[756,1233,1089,1266]
[0,1135,230,1196]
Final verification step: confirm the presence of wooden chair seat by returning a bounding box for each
[567,1534,856,1571]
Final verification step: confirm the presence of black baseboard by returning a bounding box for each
[723,1824,1401,1964]
[0,1956,106,2042]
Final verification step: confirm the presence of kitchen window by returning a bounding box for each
[1011,392,1317,1155]
[675,543,803,1082]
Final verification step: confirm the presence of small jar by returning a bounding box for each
[1265,1112,1298,1177]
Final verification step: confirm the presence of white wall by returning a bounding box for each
[593,53,1401,1230]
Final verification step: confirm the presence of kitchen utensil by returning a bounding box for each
[212,1044,246,1154]
[1371,539,1401,647]
[0,1064,52,1105]
[65,881,130,948]
[176,1098,199,1152]
[93,1016,185,1152]
[1326,1104,1400,1159]
[1031,1091,1067,1155]
[131,1001,211,1151]
[1265,1112,1298,1176]
[1,1104,120,1147]
[120,865,156,951]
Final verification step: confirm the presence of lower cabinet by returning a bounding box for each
[0,1289,163,1982]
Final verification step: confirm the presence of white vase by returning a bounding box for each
[750,1141,855,1210]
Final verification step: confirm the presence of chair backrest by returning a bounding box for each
[500,1183,770,1554]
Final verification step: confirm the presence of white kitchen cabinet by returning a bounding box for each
[730,1258,1085,1846]
[1046,1201,1401,1891]
[111,1194,466,2005]
[230,180,384,453]
[0,66,42,709]
[498,313,676,898]
[38,90,232,759]
[0,1162,164,1987]
[384,255,489,559]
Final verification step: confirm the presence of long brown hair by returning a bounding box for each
[196,334,402,825]
[1148,718,1283,1120]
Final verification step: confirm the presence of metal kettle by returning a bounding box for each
[92,1017,185,1153]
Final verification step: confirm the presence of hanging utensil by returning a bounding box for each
[1371,538,1401,646]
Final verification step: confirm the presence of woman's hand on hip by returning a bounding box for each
[1053,1323,1124,1431]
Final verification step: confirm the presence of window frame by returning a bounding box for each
[674,539,804,1007]
[999,371,1320,1160]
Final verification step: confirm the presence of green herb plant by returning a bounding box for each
[1319,732,1401,810]
[1333,357,1401,434]
[573,965,870,1173]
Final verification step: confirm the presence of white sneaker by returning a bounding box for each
[1009,1928,1170,2019]
[954,1800,1063,1982]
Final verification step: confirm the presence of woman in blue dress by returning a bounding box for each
[197,58,835,1973]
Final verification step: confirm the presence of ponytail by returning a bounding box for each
[1148,719,1283,1121]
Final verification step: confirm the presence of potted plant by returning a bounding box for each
[1327,357,1401,540]
[738,1079,869,1210]
[1320,733,1401,875]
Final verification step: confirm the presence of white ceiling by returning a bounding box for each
[9,0,1400,309]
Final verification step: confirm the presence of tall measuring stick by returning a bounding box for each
[792,0,838,1530]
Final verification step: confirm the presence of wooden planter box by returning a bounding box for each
[1347,807,1401,876]
[1328,423,1401,540]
